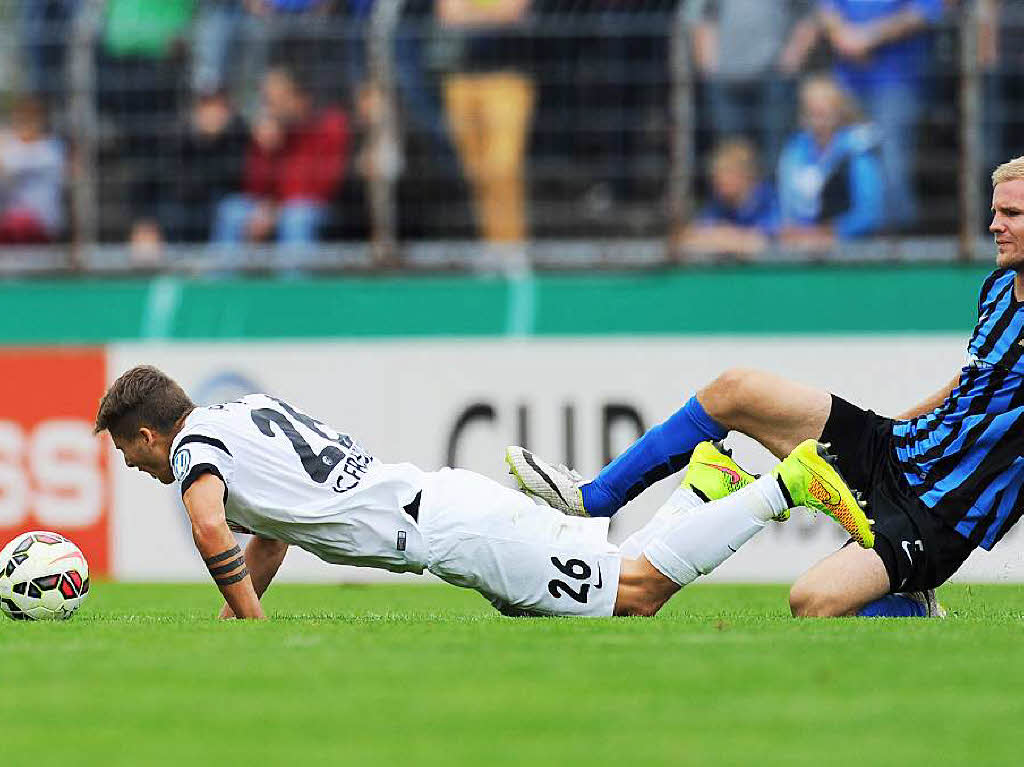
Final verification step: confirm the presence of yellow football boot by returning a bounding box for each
[681,440,758,504]
[772,440,874,548]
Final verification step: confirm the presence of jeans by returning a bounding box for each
[704,75,794,168]
[20,0,80,100]
[213,195,328,244]
[858,80,922,230]
[191,0,242,92]
[191,1,271,113]
[211,194,328,273]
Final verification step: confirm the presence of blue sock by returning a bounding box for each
[857,595,927,618]
[581,396,727,517]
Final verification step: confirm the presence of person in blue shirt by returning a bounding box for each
[777,74,884,248]
[817,0,945,230]
[682,138,779,258]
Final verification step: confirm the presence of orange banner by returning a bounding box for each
[0,349,109,574]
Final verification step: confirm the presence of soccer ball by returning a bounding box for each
[0,531,90,621]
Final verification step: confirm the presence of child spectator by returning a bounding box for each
[682,138,778,258]
[212,63,350,246]
[0,97,64,244]
[777,74,884,248]
[129,89,249,257]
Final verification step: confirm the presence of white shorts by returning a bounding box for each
[417,468,621,617]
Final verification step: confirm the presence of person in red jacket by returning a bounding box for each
[212,62,349,248]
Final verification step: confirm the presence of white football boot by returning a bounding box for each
[504,446,588,516]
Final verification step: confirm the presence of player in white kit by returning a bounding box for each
[94,366,873,619]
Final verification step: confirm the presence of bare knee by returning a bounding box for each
[698,367,765,426]
[790,547,890,617]
[789,580,851,618]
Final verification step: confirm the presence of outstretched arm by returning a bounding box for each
[896,374,961,420]
[218,536,288,619]
[183,473,265,620]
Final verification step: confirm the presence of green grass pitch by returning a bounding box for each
[2,583,1023,767]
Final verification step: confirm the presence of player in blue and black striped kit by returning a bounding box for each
[895,265,1024,554]
[507,156,1024,618]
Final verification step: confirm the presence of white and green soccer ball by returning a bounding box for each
[0,531,90,621]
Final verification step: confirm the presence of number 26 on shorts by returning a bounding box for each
[547,556,600,604]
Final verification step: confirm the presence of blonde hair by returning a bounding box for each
[710,138,759,178]
[800,74,863,129]
[992,156,1024,186]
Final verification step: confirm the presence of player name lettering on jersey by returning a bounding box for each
[334,446,373,494]
[168,394,429,574]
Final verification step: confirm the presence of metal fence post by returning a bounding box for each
[959,0,982,260]
[668,8,694,263]
[67,0,104,270]
[367,0,404,267]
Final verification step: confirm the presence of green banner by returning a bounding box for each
[0,264,990,342]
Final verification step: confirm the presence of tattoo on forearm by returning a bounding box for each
[204,544,241,566]
[215,567,250,586]
[205,544,248,586]
[209,555,245,576]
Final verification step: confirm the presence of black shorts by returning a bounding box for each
[820,396,975,592]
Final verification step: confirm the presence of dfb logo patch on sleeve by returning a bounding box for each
[172,448,192,482]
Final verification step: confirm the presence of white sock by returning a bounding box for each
[750,473,789,521]
[619,487,705,559]
[642,476,789,587]
[666,485,708,515]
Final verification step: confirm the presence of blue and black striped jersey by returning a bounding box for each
[893,268,1024,549]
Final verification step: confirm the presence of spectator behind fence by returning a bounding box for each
[817,0,945,230]
[977,0,1024,223]
[191,0,340,112]
[157,89,249,244]
[19,0,81,108]
[212,64,350,247]
[436,0,534,244]
[681,138,778,258]
[777,75,884,249]
[0,97,65,245]
[99,0,193,251]
[687,0,818,163]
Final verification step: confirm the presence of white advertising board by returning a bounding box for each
[108,337,1024,584]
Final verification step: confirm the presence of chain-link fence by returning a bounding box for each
[0,0,1009,273]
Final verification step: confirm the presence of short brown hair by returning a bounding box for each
[710,138,760,179]
[94,366,194,439]
[992,156,1024,187]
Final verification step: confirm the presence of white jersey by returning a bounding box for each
[170,394,428,574]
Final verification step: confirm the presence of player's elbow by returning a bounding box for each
[191,520,228,549]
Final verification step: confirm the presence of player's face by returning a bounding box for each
[991,180,1024,269]
[111,429,175,485]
